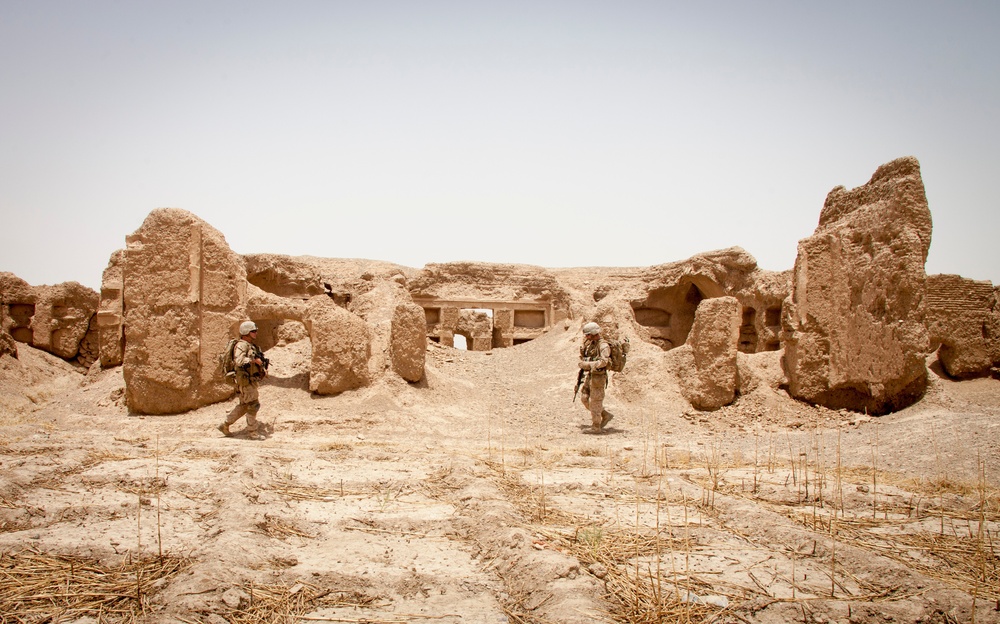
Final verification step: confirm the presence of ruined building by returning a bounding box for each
[2,157,997,416]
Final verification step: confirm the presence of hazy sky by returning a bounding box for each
[2,1,998,291]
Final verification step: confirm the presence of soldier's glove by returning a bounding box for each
[578,360,594,371]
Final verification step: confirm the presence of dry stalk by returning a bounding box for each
[871,422,880,520]
[491,468,577,526]
[264,480,352,501]
[836,430,844,519]
[224,581,384,624]
[0,549,187,621]
[155,434,163,558]
[753,431,761,495]
[485,463,748,623]
[0,444,61,457]
[85,448,138,465]
[255,514,316,540]
[789,509,999,601]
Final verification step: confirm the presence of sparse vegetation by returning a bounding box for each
[0,329,997,622]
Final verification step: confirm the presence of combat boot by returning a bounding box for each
[217,423,231,437]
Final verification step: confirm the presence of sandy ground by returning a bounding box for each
[0,323,998,624]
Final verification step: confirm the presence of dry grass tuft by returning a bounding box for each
[485,462,731,622]
[534,524,727,623]
[218,581,385,624]
[314,441,354,452]
[0,445,60,457]
[491,467,576,525]
[254,514,315,540]
[85,448,138,465]
[694,451,1000,605]
[803,513,1000,601]
[263,479,352,501]
[0,549,187,622]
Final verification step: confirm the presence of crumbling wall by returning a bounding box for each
[408,262,569,350]
[9,152,996,417]
[114,224,431,409]
[736,269,790,353]
[781,157,932,414]
[121,208,247,414]
[990,287,1000,377]
[409,262,570,311]
[390,298,427,383]
[97,250,125,367]
[926,274,998,378]
[0,274,34,347]
[242,253,426,387]
[616,248,788,354]
[0,272,99,368]
[0,329,16,359]
[456,309,493,351]
[350,278,426,383]
[674,296,743,410]
[306,295,371,394]
[245,253,414,304]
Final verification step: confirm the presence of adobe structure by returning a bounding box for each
[782,157,935,414]
[1,156,998,416]
[0,273,99,368]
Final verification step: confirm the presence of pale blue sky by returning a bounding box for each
[2,1,997,291]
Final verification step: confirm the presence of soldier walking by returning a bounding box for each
[218,321,268,440]
[577,322,615,434]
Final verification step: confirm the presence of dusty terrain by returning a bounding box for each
[1,321,998,623]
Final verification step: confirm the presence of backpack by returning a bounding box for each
[218,338,239,382]
[606,337,630,372]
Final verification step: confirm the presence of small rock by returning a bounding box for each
[589,562,608,579]
[221,587,248,609]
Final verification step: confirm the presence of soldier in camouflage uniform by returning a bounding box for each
[578,322,615,434]
[218,321,268,440]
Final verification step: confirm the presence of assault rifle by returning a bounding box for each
[572,368,585,402]
[241,347,270,380]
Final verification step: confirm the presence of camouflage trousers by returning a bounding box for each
[580,372,612,429]
[224,381,260,432]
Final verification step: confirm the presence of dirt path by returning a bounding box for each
[0,332,998,623]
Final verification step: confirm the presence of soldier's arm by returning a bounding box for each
[233,341,253,367]
[579,343,610,371]
[593,342,612,370]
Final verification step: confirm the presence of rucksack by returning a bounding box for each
[606,337,630,372]
[218,338,239,381]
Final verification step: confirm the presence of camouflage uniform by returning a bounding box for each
[580,337,614,432]
[222,339,266,436]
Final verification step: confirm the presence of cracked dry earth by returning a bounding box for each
[0,322,999,624]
